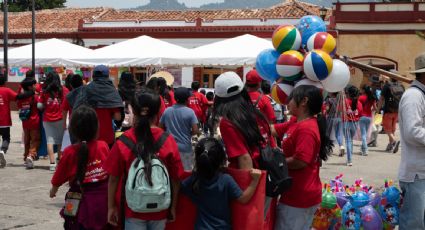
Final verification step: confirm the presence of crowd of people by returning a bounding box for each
[0,51,423,229]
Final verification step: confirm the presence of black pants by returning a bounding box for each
[0,127,10,153]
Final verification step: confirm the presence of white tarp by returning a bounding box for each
[8,38,94,67]
[70,35,191,67]
[171,34,273,66]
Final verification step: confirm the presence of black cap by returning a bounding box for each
[174,87,192,103]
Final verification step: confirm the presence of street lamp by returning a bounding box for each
[319,6,327,21]
[31,0,35,74]
[3,0,8,81]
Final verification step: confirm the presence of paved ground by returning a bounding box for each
[0,113,401,229]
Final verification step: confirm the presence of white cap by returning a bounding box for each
[214,72,244,98]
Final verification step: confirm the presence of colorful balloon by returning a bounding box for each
[303,50,333,82]
[272,25,302,54]
[361,205,383,230]
[379,183,401,227]
[307,32,337,55]
[255,49,281,82]
[276,50,304,81]
[296,15,327,47]
[271,83,293,105]
[342,202,362,230]
[321,59,350,93]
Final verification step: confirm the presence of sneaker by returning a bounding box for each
[0,151,6,168]
[49,163,56,171]
[339,146,345,157]
[367,141,377,147]
[347,162,353,166]
[393,141,400,154]
[361,151,368,156]
[26,157,34,169]
[385,143,394,152]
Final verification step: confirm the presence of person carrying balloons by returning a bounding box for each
[245,70,276,123]
[271,85,334,229]
[343,86,363,166]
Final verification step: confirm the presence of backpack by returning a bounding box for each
[258,144,292,197]
[119,133,171,213]
[386,83,405,113]
[19,96,34,121]
[266,95,283,120]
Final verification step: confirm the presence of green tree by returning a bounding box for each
[1,0,66,12]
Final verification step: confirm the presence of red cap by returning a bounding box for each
[246,70,263,85]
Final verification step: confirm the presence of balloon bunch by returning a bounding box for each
[256,15,351,105]
[379,180,401,230]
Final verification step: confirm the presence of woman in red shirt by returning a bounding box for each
[344,86,363,166]
[105,88,184,229]
[50,105,109,230]
[358,85,377,156]
[272,85,334,229]
[37,72,65,171]
[213,71,276,229]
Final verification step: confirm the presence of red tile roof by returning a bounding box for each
[0,0,330,35]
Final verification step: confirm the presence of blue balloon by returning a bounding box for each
[296,15,327,47]
[342,202,362,230]
[256,49,280,82]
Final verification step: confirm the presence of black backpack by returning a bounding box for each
[386,83,405,113]
[258,144,292,197]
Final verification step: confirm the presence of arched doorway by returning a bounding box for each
[350,55,398,87]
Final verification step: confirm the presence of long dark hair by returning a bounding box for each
[43,71,63,99]
[347,85,360,111]
[131,88,161,186]
[192,137,226,194]
[288,85,333,161]
[362,85,377,102]
[213,88,267,147]
[69,105,99,184]
[118,72,136,102]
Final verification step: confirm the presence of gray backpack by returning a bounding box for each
[119,133,171,213]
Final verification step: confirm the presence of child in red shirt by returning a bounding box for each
[0,74,17,168]
[105,88,184,229]
[271,85,334,229]
[37,72,65,171]
[50,105,109,230]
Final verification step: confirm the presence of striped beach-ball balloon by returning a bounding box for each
[272,25,302,54]
[276,50,304,81]
[271,83,294,105]
[303,50,333,82]
[307,32,337,55]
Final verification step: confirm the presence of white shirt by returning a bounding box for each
[398,80,425,182]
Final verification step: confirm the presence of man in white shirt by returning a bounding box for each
[398,52,425,230]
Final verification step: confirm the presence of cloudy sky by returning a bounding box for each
[65,0,225,8]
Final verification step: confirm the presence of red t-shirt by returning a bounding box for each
[51,140,109,187]
[275,118,322,208]
[358,95,374,118]
[17,91,40,130]
[344,98,363,122]
[95,108,120,145]
[248,91,276,123]
[188,91,209,122]
[0,87,17,127]
[103,128,184,221]
[61,96,72,118]
[38,91,64,122]
[164,91,176,108]
[219,118,276,169]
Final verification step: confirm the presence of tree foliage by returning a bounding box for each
[1,0,66,12]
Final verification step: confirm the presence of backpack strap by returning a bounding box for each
[411,85,425,96]
[119,132,170,156]
[254,94,263,107]
[119,135,137,154]
[153,132,170,153]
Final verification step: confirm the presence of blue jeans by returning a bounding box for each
[125,218,166,230]
[399,177,425,230]
[344,122,357,163]
[333,118,344,147]
[359,116,372,153]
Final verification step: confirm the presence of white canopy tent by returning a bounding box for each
[8,38,95,67]
[70,35,191,67]
[172,34,273,66]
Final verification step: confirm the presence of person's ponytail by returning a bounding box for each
[135,114,156,186]
[317,114,334,162]
[76,141,89,184]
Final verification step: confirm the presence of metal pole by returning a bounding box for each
[31,0,35,73]
[3,0,8,81]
